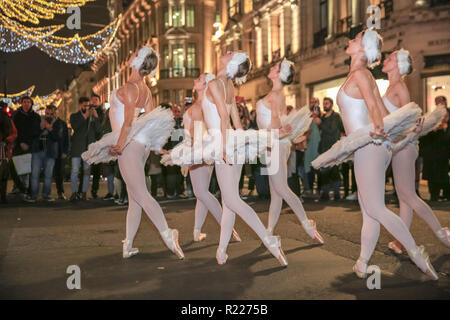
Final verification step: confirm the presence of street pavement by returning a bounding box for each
[0,183,449,300]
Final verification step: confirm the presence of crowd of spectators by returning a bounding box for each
[0,93,448,205]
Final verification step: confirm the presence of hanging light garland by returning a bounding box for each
[0,14,123,64]
[0,0,95,25]
[0,85,36,102]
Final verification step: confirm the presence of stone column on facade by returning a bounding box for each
[280,7,285,58]
[204,0,216,73]
[351,0,361,27]
[326,0,335,39]
[255,20,263,67]
[266,13,272,63]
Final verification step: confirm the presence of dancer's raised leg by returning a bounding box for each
[119,140,184,259]
[354,144,438,279]
[267,143,323,243]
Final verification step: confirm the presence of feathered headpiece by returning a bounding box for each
[362,29,383,69]
[130,46,159,77]
[397,49,411,76]
[226,52,251,85]
[279,58,294,83]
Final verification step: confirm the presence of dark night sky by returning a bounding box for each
[1,0,110,96]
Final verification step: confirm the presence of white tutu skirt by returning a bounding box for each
[392,105,447,155]
[280,106,313,143]
[82,107,175,164]
[312,102,421,169]
[161,128,274,167]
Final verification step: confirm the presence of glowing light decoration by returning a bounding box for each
[0,14,123,64]
[0,0,95,25]
[0,85,36,103]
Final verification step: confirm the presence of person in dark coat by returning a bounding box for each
[0,104,17,203]
[53,108,70,200]
[69,96,101,201]
[420,107,450,201]
[26,105,62,202]
[11,96,41,195]
[88,94,105,199]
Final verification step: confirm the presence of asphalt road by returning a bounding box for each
[0,183,449,300]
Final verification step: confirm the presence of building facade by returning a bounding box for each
[214,0,450,112]
[91,0,217,107]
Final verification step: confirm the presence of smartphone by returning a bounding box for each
[184,97,193,106]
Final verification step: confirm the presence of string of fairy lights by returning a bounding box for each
[1,0,95,25]
[0,1,123,64]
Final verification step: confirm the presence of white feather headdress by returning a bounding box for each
[130,46,159,77]
[397,49,411,76]
[362,29,382,69]
[279,58,294,83]
[226,52,251,85]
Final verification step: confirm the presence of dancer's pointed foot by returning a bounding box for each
[161,228,184,259]
[301,219,324,244]
[407,245,439,281]
[263,235,288,267]
[353,257,368,278]
[216,247,228,265]
[436,227,450,248]
[193,229,207,242]
[122,239,139,259]
[388,240,404,254]
[231,229,242,242]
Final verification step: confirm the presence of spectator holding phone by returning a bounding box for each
[69,97,101,201]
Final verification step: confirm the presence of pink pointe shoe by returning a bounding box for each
[193,229,207,242]
[352,257,368,279]
[436,227,450,248]
[122,239,139,259]
[407,245,439,281]
[388,240,404,254]
[161,228,184,259]
[301,219,324,244]
[263,235,288,267]
[216,247,228,265]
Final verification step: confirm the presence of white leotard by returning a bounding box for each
[337,86,371,135]
[383,95,399,113]
[202,79,232,132]
[256,99,272,130]
[110,83,149,131]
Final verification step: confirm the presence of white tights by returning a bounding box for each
[392,144,442,232]
[267,142,309,232]
[118,141,169,243]
[190,165,222,230]
[354,144,418,262]
[216,163,277,255]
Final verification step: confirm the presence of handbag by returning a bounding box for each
[12,153,32,175]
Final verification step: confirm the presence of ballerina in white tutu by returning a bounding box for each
[314,30,438,280]
[381,49,449,254]
[83,46,184,260]
[255,59,323,243]
[203,51,289,266]
[161,73,241,243]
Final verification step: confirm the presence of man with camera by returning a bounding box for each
[88,94,105,199]
[69,97,101,201]
[303,97,322,196]
[25,105,61,202]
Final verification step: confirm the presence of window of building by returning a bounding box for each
[163,45,170,69]
[186,5,195,27]
[314,0,328,48]
[187,43,196,69]
[172,44,184,77]
[426,74,450,112]
[164,7,169,28]
[173,5,182,27]
[229,0,240,17]
[163,90,170,102]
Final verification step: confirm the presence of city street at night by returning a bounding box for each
[1,183,449,300]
